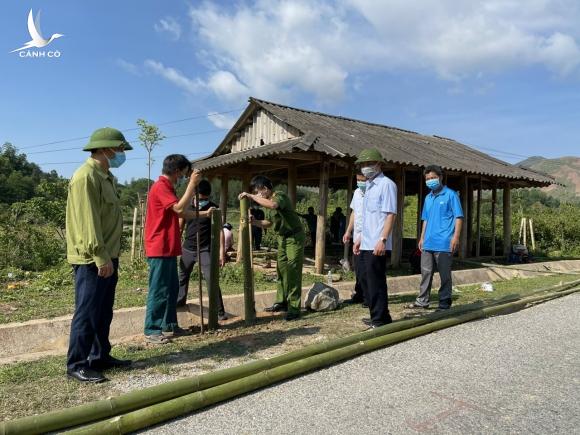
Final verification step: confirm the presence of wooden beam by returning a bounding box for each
[288,162,297,208]
[315,161,330,274]
[248,159,289,167]
[219,175,229,225]
[503,182,512,257]
[475,177,482,257]
[459,174,469,259]
[491,183,497,256]
[391,167,405,267]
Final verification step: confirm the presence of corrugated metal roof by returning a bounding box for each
[195,98,555,185]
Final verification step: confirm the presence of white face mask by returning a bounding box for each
[361,165,379,179]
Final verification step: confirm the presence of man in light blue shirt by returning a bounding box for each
[410,165,463,310]
[353,149,397,327]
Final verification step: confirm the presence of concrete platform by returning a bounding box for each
[0,259,578,364]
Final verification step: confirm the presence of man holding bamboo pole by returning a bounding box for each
[239,175,305,321]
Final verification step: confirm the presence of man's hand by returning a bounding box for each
[418,238,424,251]
[188,169,201,186]
[353,239,361,255]
[373,239,386,256]
[450,236,460,253]
[238,192,251,200]
[98,260,114,278]
[342,232,351,245]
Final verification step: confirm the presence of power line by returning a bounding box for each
[37,150,211,166]
[18,107,244,150]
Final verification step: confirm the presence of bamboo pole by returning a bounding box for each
[207,209,221,330]
[315,162,330,274]
[195,193,204,334]
[343,169,354,266]
[518,217,525,243]
[66,287,580,435]
[130,207,138,262]
[523,217,528,247]
[4,280,579,435]
[529,219,536,251]
[239,197,255,325]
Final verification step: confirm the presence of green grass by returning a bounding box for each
[0,273,578,421]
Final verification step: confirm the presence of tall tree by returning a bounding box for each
[137,119,165,192]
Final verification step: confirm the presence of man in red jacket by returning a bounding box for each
[144,154,201,344]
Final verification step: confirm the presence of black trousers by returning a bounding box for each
[67,259,118,371]
[358,251,391,325]
[252,227,263,250]
[351,253,366,303]
[178,248,225,313]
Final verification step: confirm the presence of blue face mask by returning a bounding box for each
[426,178,441,190]
[357,181,366,192]
[198,199,210,208]
[107,151,126,168]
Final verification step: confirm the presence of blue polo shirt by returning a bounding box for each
[422,186,464,252]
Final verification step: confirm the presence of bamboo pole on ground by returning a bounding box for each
[207,209,221,330]
[239,197,255,324]
[5,280,580,435]
[65,287,580,435]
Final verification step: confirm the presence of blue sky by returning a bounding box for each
[1,0,579,183]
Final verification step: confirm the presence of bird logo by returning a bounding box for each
[11,9,63,53]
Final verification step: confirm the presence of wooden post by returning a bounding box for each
[237,175,252,263]
[518,217,525,244]
[416,170,423,241]
[503,182,512,257]
[391,167,405,267]
[343,169,354,265]
[491,184,497,256]
[219,175,229,225]
[139,197,145,259]
[466,180,474,257]
[240,197,255,324]
[288,162,297,208]
[207,209,221,330]
[131,207,138,262]
[475,177,482,257]
[315,161,330,274]
[523,218,528,247]
[459,174,469,258]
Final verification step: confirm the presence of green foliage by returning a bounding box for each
[118,178,151,209]
[137,119,165,189]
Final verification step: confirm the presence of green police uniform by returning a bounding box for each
[267,191,305,315]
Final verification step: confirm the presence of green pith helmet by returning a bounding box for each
[355,148,385,165]
[83,127,133,151]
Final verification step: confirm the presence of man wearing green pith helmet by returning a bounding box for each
[65,127,133,383]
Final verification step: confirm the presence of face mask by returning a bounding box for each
[198,199,210,208]
[107,151,126,168]
[357,181,366,192]
[361,165,379,179]
[426,179,441,190]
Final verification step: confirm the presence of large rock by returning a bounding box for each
[304,282,341,312]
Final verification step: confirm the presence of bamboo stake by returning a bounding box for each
[195,193,204,334]
[207,209,221,331]
[523,217,527,247]
[130,207,138,262]
[529,219,536,251]
[518,217,525,244]
[5,280,579,435]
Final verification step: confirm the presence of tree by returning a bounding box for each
[137,119,165,192]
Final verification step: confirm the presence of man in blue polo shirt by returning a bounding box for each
[410,165,463,310]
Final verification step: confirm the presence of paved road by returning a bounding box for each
[145,293,580,434]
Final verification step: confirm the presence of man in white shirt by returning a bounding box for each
[343,172,367,306]
[353,149,397,328]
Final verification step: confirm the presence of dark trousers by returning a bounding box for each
[351,253,366,303]
[252,227,263,250]
[67,259,118,371]
[358,251,391,325]
[178,248,225,313]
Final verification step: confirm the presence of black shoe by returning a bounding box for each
[285,312,301,321]
[218,311,229,321]
[91,357,132,370]
[264,303,287,312]
[362,303,369,308]
[67,367,107,383]
[362,318,372,326]
[343,298,364,305]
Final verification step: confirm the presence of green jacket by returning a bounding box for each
[266,191,304,237]
[66,158,123,267]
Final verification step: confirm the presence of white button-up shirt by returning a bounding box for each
[349,188,364,243]
[361,172,397,251]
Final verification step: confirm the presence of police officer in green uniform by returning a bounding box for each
[239,175,305,321]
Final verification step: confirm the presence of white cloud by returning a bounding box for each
[144,59,203,94]
[116,59,140,76]
[208,112,238,130]
[154,17,182,41]
[177,0,580,105]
